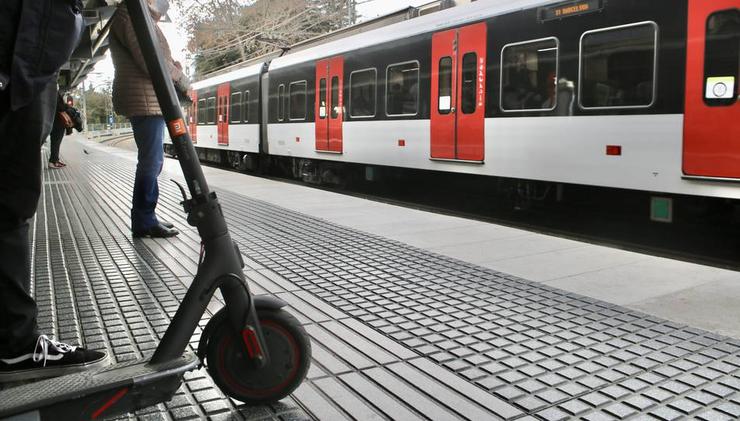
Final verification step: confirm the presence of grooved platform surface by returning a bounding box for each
[7,136,740,421]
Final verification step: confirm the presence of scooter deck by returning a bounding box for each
[0,352,199,420]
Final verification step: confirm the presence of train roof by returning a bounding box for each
[268,0,556,71]
[191,62,266,90]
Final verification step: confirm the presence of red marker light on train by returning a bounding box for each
[606,145,622,156]
[398,139,406,147]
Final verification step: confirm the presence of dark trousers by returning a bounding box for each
[130,115,165,232]
[0,80,56,357]
[49,117,65,163]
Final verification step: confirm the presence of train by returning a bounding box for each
[169,0,740,223]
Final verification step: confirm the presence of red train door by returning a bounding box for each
[217,83,230,146]
[431,30,457,159]
[188,89,197,143]
[315,56,344,152]
[315,59,329,151]
[683,1,739,178]
[431,22,487,162]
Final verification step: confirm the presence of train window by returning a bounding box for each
[216,97,220,123]
[501,37,558,112]
[197,99,206,124]
[217,97,221,123]
[350,68,376,118]
[438,57,452,114]
[461,52,477,114]
[277,84,285,121]
[704,9,739,106]
[281,85,288,122]
[243,90,250,122]
[289,81,307,120]
[230,92,242,123]
[386,61,419,116]
[319,79,327,119]
[206,97,215,124]
[579,22,658,109]
[330,76,339,119]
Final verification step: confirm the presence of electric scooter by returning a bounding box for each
[0,0,311,419]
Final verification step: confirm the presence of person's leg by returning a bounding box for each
[0,81,55,358]
[0,221,37,358]
[0,81,108,382]
[130,115,165,232]
[48,118,65,165]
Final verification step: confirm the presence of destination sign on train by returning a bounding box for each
[539,0,603,21]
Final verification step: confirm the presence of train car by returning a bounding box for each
[185,0,740,211]
[168,62,266,168]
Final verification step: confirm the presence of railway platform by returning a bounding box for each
[10,133,740,420]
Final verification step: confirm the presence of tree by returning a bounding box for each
[82,84,126,125]
[174,0,357,77]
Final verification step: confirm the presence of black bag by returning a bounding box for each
[66,107,84,132]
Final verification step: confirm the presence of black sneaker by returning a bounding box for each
[0,335,109,383]
[132,223,179,238]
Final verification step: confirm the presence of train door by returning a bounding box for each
[217,83,230,146]
[188,89,197,143]
[315,56,344,152]
[431,22,487,162]
[683,2,739,178]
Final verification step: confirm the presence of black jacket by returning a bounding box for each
[0,0,84,111]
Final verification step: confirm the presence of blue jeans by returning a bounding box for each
[130,115,164,232]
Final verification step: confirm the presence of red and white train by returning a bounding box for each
[173,0,740,208]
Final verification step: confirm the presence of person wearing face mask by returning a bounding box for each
[110,0,189,238]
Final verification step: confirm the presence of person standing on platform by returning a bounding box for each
[0,0,108,382]
[48,93,72,169]
[110,0,189,238]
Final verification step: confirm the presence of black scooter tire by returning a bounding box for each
[205,308,311,405]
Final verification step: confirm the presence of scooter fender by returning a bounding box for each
[252,295,287,311]
[196,295,287,362]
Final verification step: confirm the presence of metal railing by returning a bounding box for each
[86,122,133,139]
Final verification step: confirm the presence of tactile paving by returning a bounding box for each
[205,194,740,420]
[7,138,740,421]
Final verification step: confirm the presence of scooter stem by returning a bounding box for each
[125,0,209,206]
[125,0,267,365]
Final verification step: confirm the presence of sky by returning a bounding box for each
[356,0,432,20]
[86,0,433,89]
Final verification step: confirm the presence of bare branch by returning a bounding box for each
[184,0,355,76]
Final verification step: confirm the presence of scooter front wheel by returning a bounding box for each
[205,308,311,405]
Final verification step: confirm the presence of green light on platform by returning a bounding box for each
[651,197,673,223]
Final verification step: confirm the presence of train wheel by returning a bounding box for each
[205,309,310,405]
